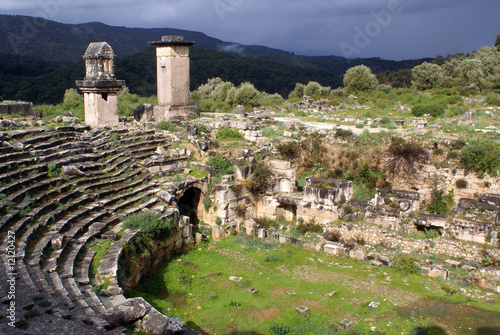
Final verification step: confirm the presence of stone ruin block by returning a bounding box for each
[304,177,353,206]
[133,104,154,122]
[296,305,309,317]
[324,244,346,256]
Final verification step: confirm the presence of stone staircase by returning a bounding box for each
[0,125,194,334]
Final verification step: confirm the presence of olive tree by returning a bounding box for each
[411,62,443,90]
[343,65,378,92]
[459,59,486,87]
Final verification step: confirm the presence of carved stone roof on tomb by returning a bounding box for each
[83,42,115,59]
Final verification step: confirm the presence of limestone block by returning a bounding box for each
[444,259,462,268]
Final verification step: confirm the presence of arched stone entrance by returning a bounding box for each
[178,187,202,223]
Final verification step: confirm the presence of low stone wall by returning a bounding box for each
[118,216,193,290]
[0,102,34,116]
[385,161,500,203]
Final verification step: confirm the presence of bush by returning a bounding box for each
[246,162,272,195]
[297,222,323,235]
[335,128,353,140]
[323,230,341,242]
[411,102,446,117]
[24,309,41,319]
[15,319,29,329]
[277,141,300,160]
[195,123,208,134]
[270,322,290,335]
[156,121,178,132]
[486,93,500,106]
[124,212,176,238]
[393,254,420,275]
[215,217,222,225]
[202,196,212,212]
[427,187,454,214]
[216,127,244,141]
[455,179,468,189]
[411,62,444,90]
[460,142,500,178]
[388,137,427,162]
[206,155,233,176]
[343,65,378,92]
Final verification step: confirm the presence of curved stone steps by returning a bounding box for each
[111,191,159,215]
[13,178,64,210]
[27,196,96,267]
[6,177,60,206]
[0,171,48,196]
[0,210,19,234]
[19,133,53,146]
[0,156,37,172]
[0,163,49,185]
[62,277,109,328]
[75,247,96,286]
[0,150,31,163]
[43,210,110,273]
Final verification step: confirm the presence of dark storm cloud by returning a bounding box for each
[1,0,498,60]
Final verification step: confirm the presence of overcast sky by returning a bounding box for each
[1,0,498,60]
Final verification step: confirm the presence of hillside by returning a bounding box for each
[0,14,288,62]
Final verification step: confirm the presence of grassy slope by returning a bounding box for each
[126,236,500,335]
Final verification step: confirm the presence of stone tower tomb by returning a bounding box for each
[149,36,196,121]
[76,42,125,127]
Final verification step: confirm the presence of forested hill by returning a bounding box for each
[0,48,343,104]
[0,14,288,62]
[0,14,433,104]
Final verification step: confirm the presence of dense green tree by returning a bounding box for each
[288,83,305,99]
[304,81,322,98]
[343,65,378,92]
[411,62,443,90]
[473,46,500,76]
[495,33,500,51]
[459,59,486,87]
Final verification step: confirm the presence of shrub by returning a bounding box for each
[411,102,446,117]
[460,142,500,178]
[343,65,378,92]
[124,212,176,239]
[206,155,233,176]
[304,81,322,98]
[335,128,353,140]
[455,179,468,189]
[288,83,305,99]
[427,186,454,214]
[389,137,427,162]
[393,254,420,275]
[202,196,212,212]
[15,319,29,329]
[277,141,300,160]
[156,121,178,132]
[270,322,290,335]
[215,217,222,225]
[195,123,208,134]
[323,230,341,242]
[216,127,244,141]
[486,93,500,106]
[411,62,444,90]
[296,222,323,235]
[24,309,41,319]
[264,254,283,262]
[245,162,272,195]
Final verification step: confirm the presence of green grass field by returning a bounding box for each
[126,236,500,335]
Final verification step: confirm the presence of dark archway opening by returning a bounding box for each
[415,224,442,237]
[178,187,202,224]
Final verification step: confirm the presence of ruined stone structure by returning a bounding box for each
[149,36,196,121]
[76,42,125,127]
